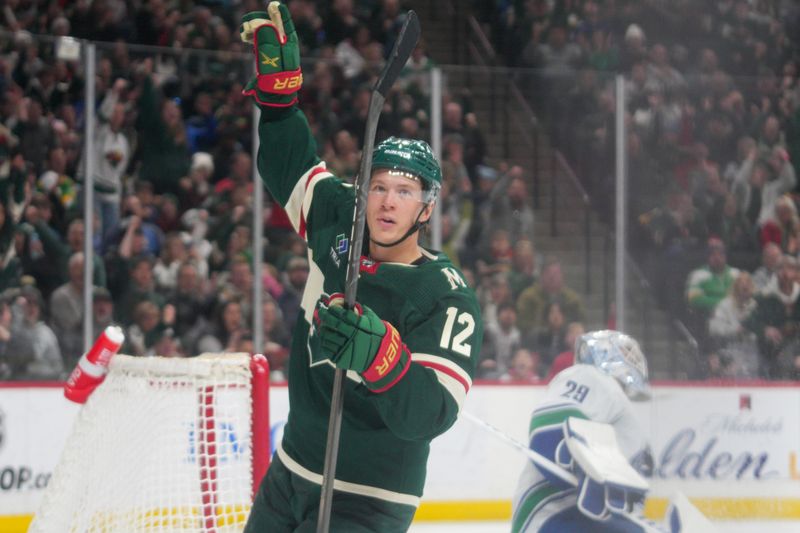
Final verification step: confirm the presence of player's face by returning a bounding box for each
[366,170,430,247]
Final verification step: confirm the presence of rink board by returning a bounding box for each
[0,381,798,529]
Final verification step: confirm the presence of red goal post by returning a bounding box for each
[30,353,270,533]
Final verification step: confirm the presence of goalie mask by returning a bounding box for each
[372,137,442,204]
[575,330,650,401]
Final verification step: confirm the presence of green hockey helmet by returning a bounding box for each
[372,137,442,203]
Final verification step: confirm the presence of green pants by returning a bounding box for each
[244,455,417,532]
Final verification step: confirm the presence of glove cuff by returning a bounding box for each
[243,86,298,108]
[361,321,411,393]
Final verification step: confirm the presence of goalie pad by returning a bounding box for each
[666,492,718,533]
[564,417,650,520]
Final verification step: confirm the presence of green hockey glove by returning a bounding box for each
[240,2,302,108]
[313,293,411,393]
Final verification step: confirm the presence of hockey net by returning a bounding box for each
[30,353,270,533]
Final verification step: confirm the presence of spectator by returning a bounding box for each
[0,299,14,379]
[186,92,217,153]
[135,60,189,196]
[48,252,87,368]
[752,242,783,292]
[500,347,543,383]
[709,272,759,377]
[91,286,116,339]
[325,129,360,179]
[165,261,214,354]
[124,300,165,357]
[11,97,53,176]
[213,151,253,198]
[38,146,77,232]
[482,165,535,251]
[480,272,514,332]
[529,301,568,369]
[0,200,22,293]
[262,297,291,379]
[645,43,687,101]
[109,195,164,257]
[10,285,63,379]
[732,145,796,228]
[197,298,246,354]
[723,136,757,185]
[711,192,758,261]
[522,24,582,145]
[477,229,514,278]
[517,257,584,332]
[117,256,165,326]
[179,152,214,210]
[745,255,800,378]
[546,322,586,381]
[479,302,521,379]
[148,327,184,357]
[685,238,740,340]
[216,255,254,319]
[507,239,538,300]
[25,215,106,296]
[153,232,190,291]
[324,0,360,45]
[78,78,130,239]
[277,256,309,329]
[443,102,486,180]
[759,194,800,254]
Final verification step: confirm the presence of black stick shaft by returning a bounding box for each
[316,12,420,533]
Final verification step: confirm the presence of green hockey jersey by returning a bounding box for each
[257,106,482,507]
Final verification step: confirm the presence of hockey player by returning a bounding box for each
[240,4,482,532]
[512,330,654,532]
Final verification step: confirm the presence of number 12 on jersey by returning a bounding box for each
[439,307,475,357]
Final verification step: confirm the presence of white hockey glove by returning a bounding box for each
[561,417,650,521]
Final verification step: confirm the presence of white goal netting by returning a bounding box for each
[30,353,269,533]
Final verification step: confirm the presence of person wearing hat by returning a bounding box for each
[240,5,482,531]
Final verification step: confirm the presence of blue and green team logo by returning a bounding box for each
[336,234,349,255]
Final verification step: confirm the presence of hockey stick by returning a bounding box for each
[461,411,579,486]
[316,11,421,533]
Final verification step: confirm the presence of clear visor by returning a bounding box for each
[368,172,439,204]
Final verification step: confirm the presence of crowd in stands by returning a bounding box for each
[6,0,798,383]
[477,0,800,379]
[0,0,577,384]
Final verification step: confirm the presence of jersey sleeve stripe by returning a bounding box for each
[411,353,472,389]
[411,353,472,409]
[285,163,332,238]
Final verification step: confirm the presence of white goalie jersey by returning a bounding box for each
[511,364,652,533]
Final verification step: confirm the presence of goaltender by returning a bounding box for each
[241,4,482,532]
